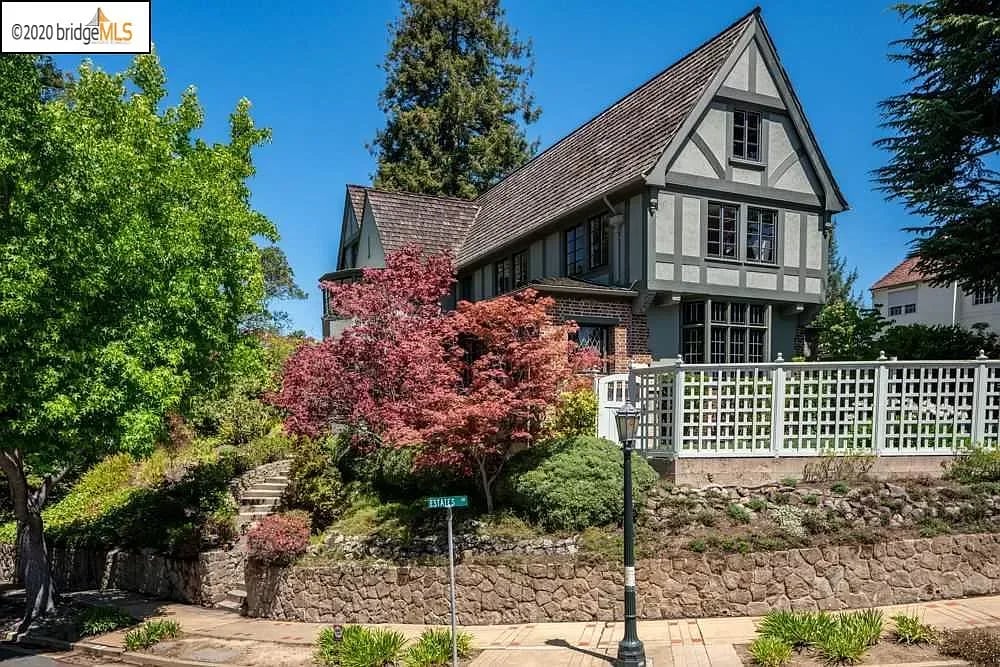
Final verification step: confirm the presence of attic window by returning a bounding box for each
[733,109,761,162]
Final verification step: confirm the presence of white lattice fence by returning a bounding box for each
[610,356,1000,458]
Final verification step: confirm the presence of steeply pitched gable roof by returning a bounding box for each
[458,9,757,266]
[872,256,925,291]
[346,184,367,224]
[364,188,480,256]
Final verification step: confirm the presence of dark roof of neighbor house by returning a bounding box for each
[525,276,639,298]
[871,256,925,291]
[461,9,756,266]
[365,188,480,256]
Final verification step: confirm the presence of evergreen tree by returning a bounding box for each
[826,226,861,305]
[875,1,1000,293]
[372,0,540,198]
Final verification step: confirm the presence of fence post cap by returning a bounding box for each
[978,349,989,360]
[775,352,784,362]
[878,350,888,361]
[675,354,684,364]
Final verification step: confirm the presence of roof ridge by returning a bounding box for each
[472,7,758,205]
[366,186,480,207]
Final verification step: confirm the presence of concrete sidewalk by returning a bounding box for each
[68,590,1000,666]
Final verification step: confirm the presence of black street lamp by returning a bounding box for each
[615,402,645,667]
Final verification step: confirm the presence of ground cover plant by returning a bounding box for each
[123,619,182,651]
[938,627,1000,665]
[75,606,137,637]
[890,612,935,645]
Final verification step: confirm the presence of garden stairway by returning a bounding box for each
[217,459,292,614]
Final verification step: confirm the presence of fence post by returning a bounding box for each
[972,349,988,445]
[672,355,684,458]
[771,354,785,457]
[873,351,888,456]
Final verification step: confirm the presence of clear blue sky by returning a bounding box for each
[60,0,916,338]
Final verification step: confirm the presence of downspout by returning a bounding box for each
[952,282,958,326]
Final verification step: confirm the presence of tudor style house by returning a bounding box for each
[322,8,847,371]
[871,256,1000,332]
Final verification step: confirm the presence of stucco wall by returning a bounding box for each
[245,533,1000,624]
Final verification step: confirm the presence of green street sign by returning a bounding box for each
[426,495,468,509]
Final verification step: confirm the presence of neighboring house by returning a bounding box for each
[871,256,1000,331]
[321,8,848,371]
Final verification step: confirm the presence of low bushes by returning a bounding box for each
[890,612,936,644]
[123,619,182,651]
[544,388,597,441]
[285,437,347,529]
[754,609,884,665]
[946,444,1000,483]
[503,435,657,531]
[939,627,1000,665]
[315,625,473,667]
[75,606,138,637]
[246,511,311,565]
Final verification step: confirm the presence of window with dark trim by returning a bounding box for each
[707,202,739,259]
[888,305,902,316]
[513,250,529,288]
[565,224,586,276]
[682,301,768,364]
[733,109,761,162]
[974,287,996,305]
[746,207,777,264]
[459,275,473,301]
[904,303,917,314]
[494,258,512,295]
[589,213,609,269]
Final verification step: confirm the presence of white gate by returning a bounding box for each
[596,374,629,441]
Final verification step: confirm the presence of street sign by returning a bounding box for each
[425,495,468,509]
[425,495,468,667]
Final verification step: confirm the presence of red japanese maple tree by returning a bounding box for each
[272,247,596,510]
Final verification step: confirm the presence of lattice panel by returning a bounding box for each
[781,367,876,453]
[635,371,674,453]
[984,367,1000,445]
[677,369,773,455]
[883,365,975,453]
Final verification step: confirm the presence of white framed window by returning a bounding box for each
[707,202,739,259]
[746,207,777,264]
[974,287,996,305]
[733,109,762,162]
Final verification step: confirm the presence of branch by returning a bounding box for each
[36,466,71,509]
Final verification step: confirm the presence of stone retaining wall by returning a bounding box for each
[245,533,1000,624]
[0,543,242,606]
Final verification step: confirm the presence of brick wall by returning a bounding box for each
[549,296,651,372]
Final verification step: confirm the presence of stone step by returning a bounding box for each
[243,490,284,499]
[241,497,280,507]
[254,481,288,489]
[217,599,243,613]
[239,511,271,521]
[226,589,247,603]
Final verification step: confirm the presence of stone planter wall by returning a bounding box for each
[245,533,1000,624]
[0,543,242,606]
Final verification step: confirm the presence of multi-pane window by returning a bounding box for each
[494,258,512,295]
[707,203,739,259]
[565,224,586,276]
[682,301,768,364]
[888,305,902,316]
[733,109,761,162]
[974,287,996,305]
[746,207,777,263]
[512,250,529,288]
[589,213,609,269]
[904,303,917,314]
[573,324,613,372]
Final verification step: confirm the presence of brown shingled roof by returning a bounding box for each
[457,9,756,266]
[365,188,480,256]
[871,256,925,290]
[346,184,367,224]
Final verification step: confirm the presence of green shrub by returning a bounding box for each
[830,482,850,495]
[504,436,656,531]
[696,509,717,527]
[838,609,883,647]
[544,388,598,441]
[76,606,137,637]
[815,622,869,665]
[890,612,935,644]
[758,610,836,649]
[240,430,292,469]
[315,625,406,667]
[688,538,708,553]
[578,526,622,560]
[804,494,819,506]
[918,517,952,538]
[748,636,792,667]
[123,619,182,651]
[939,628,1000,665]
[946,444,1000,483]
[746,497,767,512]
[779,477,799,488]
[727,503,752,524]
[285,437,346,528]
[403,628,474,666]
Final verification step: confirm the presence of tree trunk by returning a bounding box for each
[0,451,57,634]
[476,459,494,514]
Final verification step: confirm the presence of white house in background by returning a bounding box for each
[871,256,1000,331]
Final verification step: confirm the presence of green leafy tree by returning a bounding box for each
[372,0,540,198]
[813,300,889,361]
[244,245,307,334]
[0,54,274,628]
[875,2,1000,292]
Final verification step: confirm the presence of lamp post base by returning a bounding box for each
[617,638,646,667]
